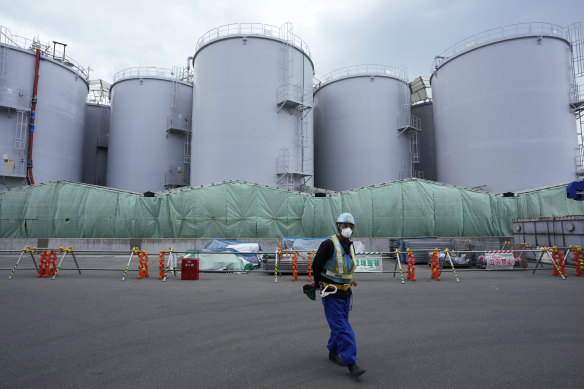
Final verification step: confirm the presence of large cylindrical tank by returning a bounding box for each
[431,23,577,193]
[0,27,88,190]
[82,103,110,186]
[107,67,193,193]
[191,23,314,190]
[313,65,412,191]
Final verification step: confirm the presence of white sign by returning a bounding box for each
[484,251,516,270]
[355,253,383,272]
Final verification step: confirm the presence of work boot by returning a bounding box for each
[348,363,366,377]
[328,351,343,366]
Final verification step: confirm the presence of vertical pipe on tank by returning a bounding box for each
[27,49,41,185]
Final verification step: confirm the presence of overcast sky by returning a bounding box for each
[3,0,583,83]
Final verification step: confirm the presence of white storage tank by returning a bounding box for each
[0,26,88,190]
[313,65,415,192]
[191,23,314,190]
[107,67,193,193]
[431,22,578,193]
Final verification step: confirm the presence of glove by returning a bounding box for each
[302,283,319,300]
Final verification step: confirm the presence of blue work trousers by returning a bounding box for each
[322,295,357,366]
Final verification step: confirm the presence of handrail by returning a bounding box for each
[314,64,408,89]
[0,25,88,79]
[113,66,193,83]
[434,22,569,70]
[196,23,311,59]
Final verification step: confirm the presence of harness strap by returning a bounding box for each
[322,280,357,291]
[326,235,357,280]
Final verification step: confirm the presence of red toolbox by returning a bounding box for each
[181,258,199,280]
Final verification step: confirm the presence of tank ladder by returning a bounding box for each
[275,23,313,190]
[7,110,28,177]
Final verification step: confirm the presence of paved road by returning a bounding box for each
[1,254,582,388]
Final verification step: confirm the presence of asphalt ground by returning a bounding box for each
[1,253,583,389]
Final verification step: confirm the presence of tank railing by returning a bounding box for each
[196,22,311,58]
[0,26,49,52]
[434,22,568,69]
[113,66,193,83]
[315,64,409,89]
[0,25,88,79]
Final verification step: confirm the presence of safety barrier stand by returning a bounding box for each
[393,249,405,284]
[291,251,298,281]
[274,244,280,283]
[122,247,139,281]
[572,246,584,276]
[430,249,440,281]
[159,247,178,281]
[159,251,165,280]
[137,250,149,279]
[406,248,416,281]
[444,249,460,283]
[168,247,178,280]
[37,250,57,278]
[8,246,38,280]
[550,246,567,279]
[533,247,567,280]
[37,250,47,278]
[532,246,548,274]
[52,246,80,280]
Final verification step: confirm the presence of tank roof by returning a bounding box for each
[0,25,88,79]
[433,22,570,72]
[314,64,408,91]
[112,66,193,84]
[196,23,311,59]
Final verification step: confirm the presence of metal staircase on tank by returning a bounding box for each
[397,68,423,179]
[87,80,111,105]
[275,23,313,190]
[165,66,192,189]
[568,23,584,179]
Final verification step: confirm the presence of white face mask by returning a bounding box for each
[341,227,353,239]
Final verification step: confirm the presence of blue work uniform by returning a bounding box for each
[313,235,358,366]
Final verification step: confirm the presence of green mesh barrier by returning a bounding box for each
[2,179,584,238]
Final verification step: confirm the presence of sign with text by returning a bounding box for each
[484,251,516,270]
[355,253,383,272]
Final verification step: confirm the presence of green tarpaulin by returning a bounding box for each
[1,179,583,238]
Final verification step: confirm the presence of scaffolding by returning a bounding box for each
[397,70,423,179]
[87,79,111,105]
[164,66,192,189]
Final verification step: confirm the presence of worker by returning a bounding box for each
[312,212,366,378]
